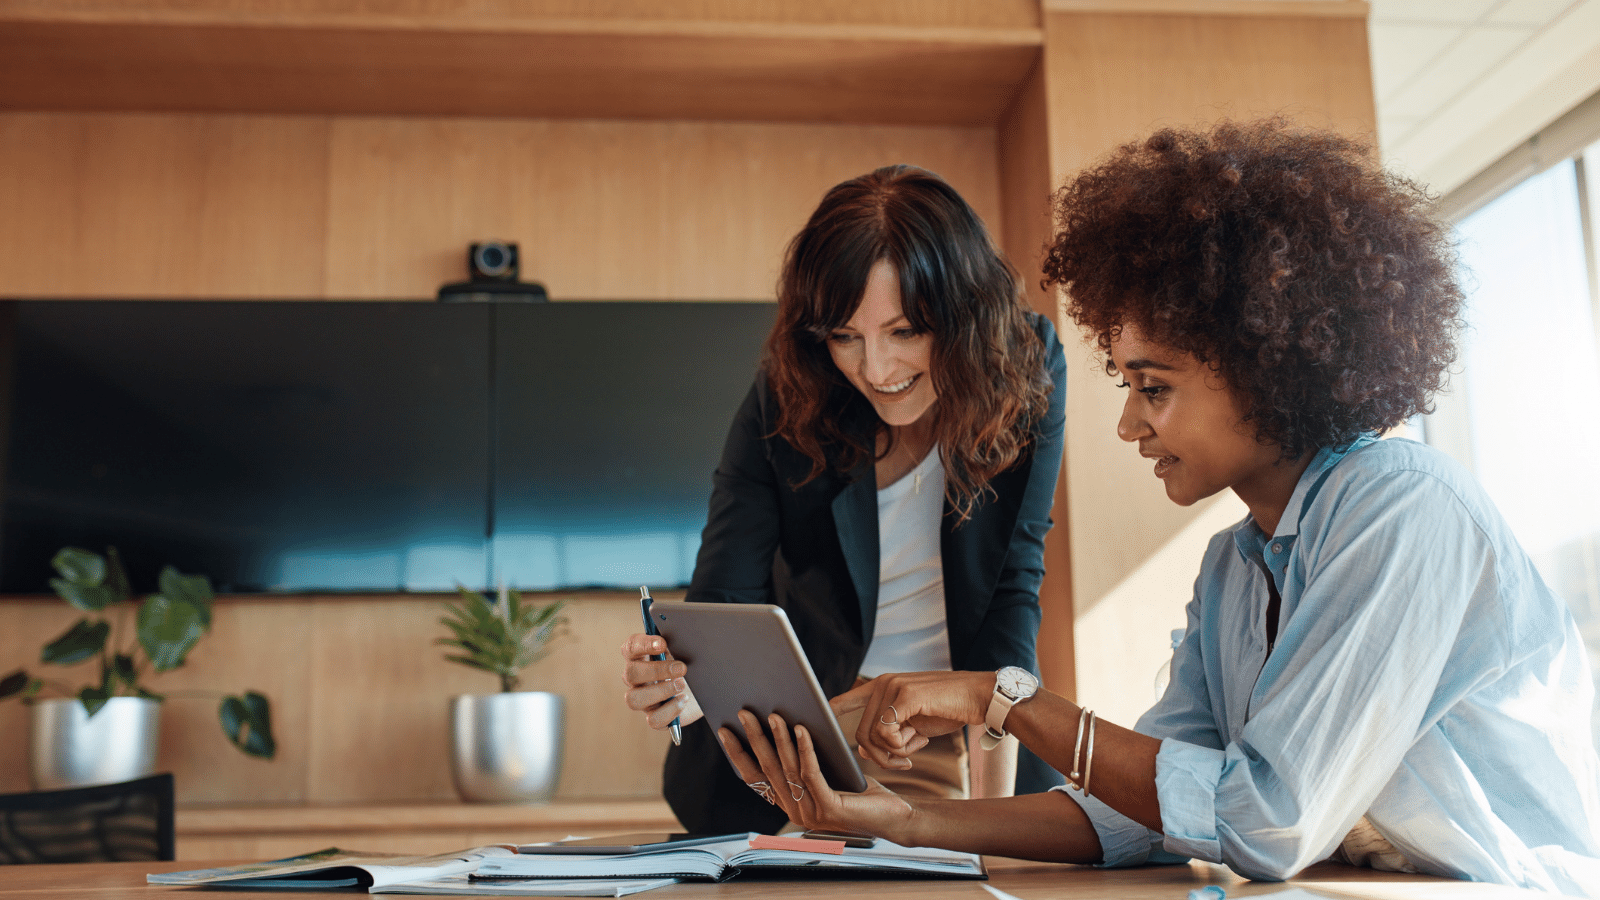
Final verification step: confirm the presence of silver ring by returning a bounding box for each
[879,705,899,726]
[787,779,805,802]
[746,781,776,805]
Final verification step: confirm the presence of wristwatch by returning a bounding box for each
[980,666,1039,750]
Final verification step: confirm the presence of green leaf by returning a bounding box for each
[440,654,499,673]
[110,653,141,692]
[104,547,133,606]
[41,619,109,665]
[157,566,214,629]
[49,577,118,612]
[79,684,111,717]
[136,594,206,672]
[437,587,567,690]
[219,692,276,760]
[52,547,105,585]
[0,669,31,700]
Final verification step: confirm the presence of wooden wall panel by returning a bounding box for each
[0,593,674,805]
[995,59,1077,701]
[0,3,1042,127]
[150,598,316,805]
[1040,11,1376,723]
[0,0,1043,30]
[322,117,1001,301]
[1044,13,1377,182]
[0,113,330,299]
[0,113,1000,302]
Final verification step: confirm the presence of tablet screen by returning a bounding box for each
[651,602,869,794]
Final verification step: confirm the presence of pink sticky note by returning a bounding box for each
[748,834,846,854]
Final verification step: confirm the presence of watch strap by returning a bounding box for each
[980,688,1018,751]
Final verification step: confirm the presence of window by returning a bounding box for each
[1431,137,1600,747]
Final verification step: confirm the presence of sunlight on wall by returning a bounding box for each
[1075,491,1248,726]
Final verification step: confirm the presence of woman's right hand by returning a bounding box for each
[620,633,703,730]
[719,710,916,841]
[832,671,993,769]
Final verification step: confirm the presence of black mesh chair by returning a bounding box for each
[0,773,174,864]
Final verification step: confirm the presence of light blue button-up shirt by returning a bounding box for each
[1062,436,1600,896]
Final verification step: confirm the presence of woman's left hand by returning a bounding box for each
[716,710,914,839]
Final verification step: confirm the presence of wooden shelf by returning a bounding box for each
[0,3,1043,126]
[175,799,682,860]
[178,799,679,837]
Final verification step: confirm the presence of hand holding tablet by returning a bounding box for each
[646,601,869,794]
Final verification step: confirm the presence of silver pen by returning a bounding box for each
[639,586,682,745]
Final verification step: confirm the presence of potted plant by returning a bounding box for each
[437,585,567,803]
[0,547,275,789]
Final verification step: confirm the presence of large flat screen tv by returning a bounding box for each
[0,300,774,595]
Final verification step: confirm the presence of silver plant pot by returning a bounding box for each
[30,696,161,790]
[449,692,565,803]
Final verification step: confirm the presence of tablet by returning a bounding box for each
[649,601,869,793]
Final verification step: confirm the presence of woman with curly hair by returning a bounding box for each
[620,164,1066,834]
[719,121,1600,895]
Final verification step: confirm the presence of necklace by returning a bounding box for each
[899,430,933,494]
[879,422,935,491]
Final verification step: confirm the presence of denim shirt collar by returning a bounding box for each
[1232,433,1380,565]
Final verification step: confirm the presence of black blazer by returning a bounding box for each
[665,312,1068,833]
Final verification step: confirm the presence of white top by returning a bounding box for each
[859,445,952,679]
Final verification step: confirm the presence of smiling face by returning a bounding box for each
[826,259,938,428]
[1110,322,1300,521]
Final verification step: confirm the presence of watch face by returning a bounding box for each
[996,666,1038,700]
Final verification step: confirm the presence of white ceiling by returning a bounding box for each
[1366,0,1600,195]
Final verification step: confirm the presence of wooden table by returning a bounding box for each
[0,858,1551,899]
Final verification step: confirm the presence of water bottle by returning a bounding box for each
[1154,627,1185,699]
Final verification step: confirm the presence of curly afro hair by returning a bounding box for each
[1043,118,1465,459]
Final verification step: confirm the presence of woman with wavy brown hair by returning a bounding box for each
[717,122,1600,895]
[620,164,1066,834]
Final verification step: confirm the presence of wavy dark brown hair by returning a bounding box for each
[1043,119,1464,459]
[765,164,1052,520]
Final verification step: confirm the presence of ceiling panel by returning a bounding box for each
[1487,0,1583,25]
[1372,0,1500,23]
[1369,0,1600,194]
[1380,25,1532,119]
[1369,22,1462,100]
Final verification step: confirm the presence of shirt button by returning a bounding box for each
[1271,542,1283,553]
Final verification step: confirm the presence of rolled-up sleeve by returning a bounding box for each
[1053,785,1187,866]
[1154,740,1225,861]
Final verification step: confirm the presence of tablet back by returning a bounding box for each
[651,602,868,794]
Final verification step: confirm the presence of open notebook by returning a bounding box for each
[475,833,986,883]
